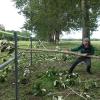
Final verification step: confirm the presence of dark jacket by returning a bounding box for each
[71,44,95,55]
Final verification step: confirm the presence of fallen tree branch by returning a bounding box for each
[18,48,100,59]
[66,85,87,100]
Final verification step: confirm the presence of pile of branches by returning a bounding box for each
[24,69,99,100]
[0,40,14,54]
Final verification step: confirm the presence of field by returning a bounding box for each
[0,40,100,100]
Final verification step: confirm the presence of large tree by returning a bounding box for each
[81,0,100,39]
[13,0,100,41]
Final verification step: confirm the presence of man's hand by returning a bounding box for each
[66,49,70,51]
[82,53,87,56]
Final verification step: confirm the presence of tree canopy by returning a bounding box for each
[13,0,100,42]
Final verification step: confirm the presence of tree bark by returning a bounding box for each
[48,31,60,44]
[55,31,60,43]
[81,0,90,39]
[48,33,54,43]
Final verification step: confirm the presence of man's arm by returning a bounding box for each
[71,45,81,52]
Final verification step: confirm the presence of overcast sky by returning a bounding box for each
[0,0,100,39]
[0,0,25,31]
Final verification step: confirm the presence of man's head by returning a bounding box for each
[82,38,90,47]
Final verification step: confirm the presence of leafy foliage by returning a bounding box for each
[0,30,30,41]
[13,0,100,41]
[0,66,13,83]
[31,69,99,99]
[0,40,14,54]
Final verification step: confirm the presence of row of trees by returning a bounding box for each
[0,30,30,41]
[13,0,100,43]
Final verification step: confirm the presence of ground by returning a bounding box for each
[0,40,100,100]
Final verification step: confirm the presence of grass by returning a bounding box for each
[0,40,100,100]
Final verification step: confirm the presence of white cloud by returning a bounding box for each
[61,31,82,39]
[0,0,25,31]
[92,30,100,39]
[61,30,100,39]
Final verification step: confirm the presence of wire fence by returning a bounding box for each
[0,32,31,100]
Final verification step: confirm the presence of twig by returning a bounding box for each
[66,85,87,100]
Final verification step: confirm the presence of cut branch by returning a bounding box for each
[18,48,100,59]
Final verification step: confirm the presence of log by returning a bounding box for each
[18,48,100,59]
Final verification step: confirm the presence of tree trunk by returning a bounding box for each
[81,0,90,40]
[48,33,55,43]
[55,31,60,43]
[48,31,60,44]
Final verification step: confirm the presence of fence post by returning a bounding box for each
[30,35,32,67]
[29,0,33,68]
[14,32,19,100]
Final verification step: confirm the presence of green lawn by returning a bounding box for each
[0,40,100,100]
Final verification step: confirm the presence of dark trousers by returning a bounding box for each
[68,56,91,73]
